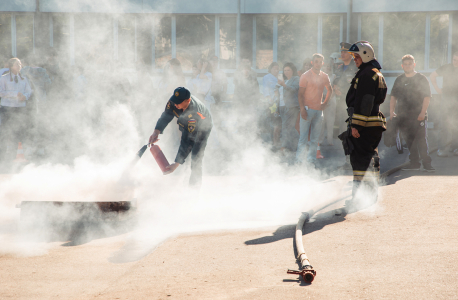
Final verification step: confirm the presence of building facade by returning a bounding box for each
[1,0,457,89]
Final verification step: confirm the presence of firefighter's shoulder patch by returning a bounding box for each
[188,119,197,133]
[167,101,171,109]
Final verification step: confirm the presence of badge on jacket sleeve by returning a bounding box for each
[167,101,171,109]
[188,119,196,133]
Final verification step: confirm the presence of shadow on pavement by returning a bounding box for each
[60,220,133,247]
[384,156,458,186]
[244,209,347,247]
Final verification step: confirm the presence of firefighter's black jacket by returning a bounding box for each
[155,96,213,164]
[346,61,387,131]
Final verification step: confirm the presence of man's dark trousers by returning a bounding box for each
[399,118,431,166]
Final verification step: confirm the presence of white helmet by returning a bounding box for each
[348,41,375,63]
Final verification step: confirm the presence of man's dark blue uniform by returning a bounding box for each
[154,88,212,186]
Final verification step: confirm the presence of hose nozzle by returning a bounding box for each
[287,267,316,283]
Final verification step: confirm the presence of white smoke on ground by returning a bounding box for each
[0,111,351,258]
[0,3,372,258]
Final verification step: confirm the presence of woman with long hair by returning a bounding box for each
[277,62,300,155]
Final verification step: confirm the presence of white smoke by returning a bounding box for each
[0,4,380,258]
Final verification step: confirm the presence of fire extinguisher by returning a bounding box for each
[150,144,171,174]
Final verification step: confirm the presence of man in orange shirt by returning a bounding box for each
[296,53,333,165]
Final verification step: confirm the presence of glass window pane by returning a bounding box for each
[118,15,136,69]
[383,13,426,71]
[360,14,379,58]
[430,14,449,70]
[278,14,317,69]
[176,15,215,71]
[53,14,71,63]
[137,15,152,67]
[74,14,112,67]
[154,17,171,69]
[16,15,34,61]
[0,14,12,58]
[219,16,236,70]
[322,15,341,65]
[256,15,273,70]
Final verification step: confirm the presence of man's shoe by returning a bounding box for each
[437,150,448,157]
[423,165,436,172]
[402,162,421,171]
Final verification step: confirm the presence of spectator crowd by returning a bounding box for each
[1,43,457,171]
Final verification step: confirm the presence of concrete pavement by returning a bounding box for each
[1,153,457,299]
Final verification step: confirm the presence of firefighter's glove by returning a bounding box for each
[338,131,354,156]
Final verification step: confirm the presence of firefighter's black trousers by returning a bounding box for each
[349,127,384,196]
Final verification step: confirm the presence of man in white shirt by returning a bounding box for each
[0,58,33,163]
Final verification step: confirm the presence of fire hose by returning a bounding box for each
[287,212,317,283]
[287,179,352,283]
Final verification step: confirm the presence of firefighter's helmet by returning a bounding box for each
[347,41,375,63]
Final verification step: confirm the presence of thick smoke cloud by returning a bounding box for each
[0,1,381,257]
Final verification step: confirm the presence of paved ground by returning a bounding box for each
[1,138,457,300]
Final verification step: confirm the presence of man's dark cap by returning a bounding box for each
[169,87,191,104]
[340,42,352,51]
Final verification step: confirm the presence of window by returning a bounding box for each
[154,16,171,69]
[74,14,112,67]
[15,14,34,61]
[219,16,237,70]
[278,14,318,70]
[429,14,449,70]
[53,14,71,63]
[322,15,341,66]
[0,14,12,58]
[137,15,153,67]
[256,15,273,70]
[360,14,379,58]
[176,15,215,71]
[118,15,136,68]
[383,13,426,71]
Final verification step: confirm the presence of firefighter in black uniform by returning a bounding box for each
[149,87,213,187]
[334,42,359,169]
[344,41,387,208]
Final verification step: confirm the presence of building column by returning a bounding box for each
[252,16,256,69]
[113,17,119,60]
[425,13,431,70]
[357,14,361,41]
[340,15,344,43]
[171,16,176,58]
[236,0,241,67]
[347,0,352,43]
[215,16,220,58]
[448,13,454,62]
[378,15,383,67]
[317,16,322,54]
[134,16,138,62]
[273,15,278,62]
[49,14,53,47]
[69,14,75,65]
[11,13,17,57]
[151,15,156,70]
